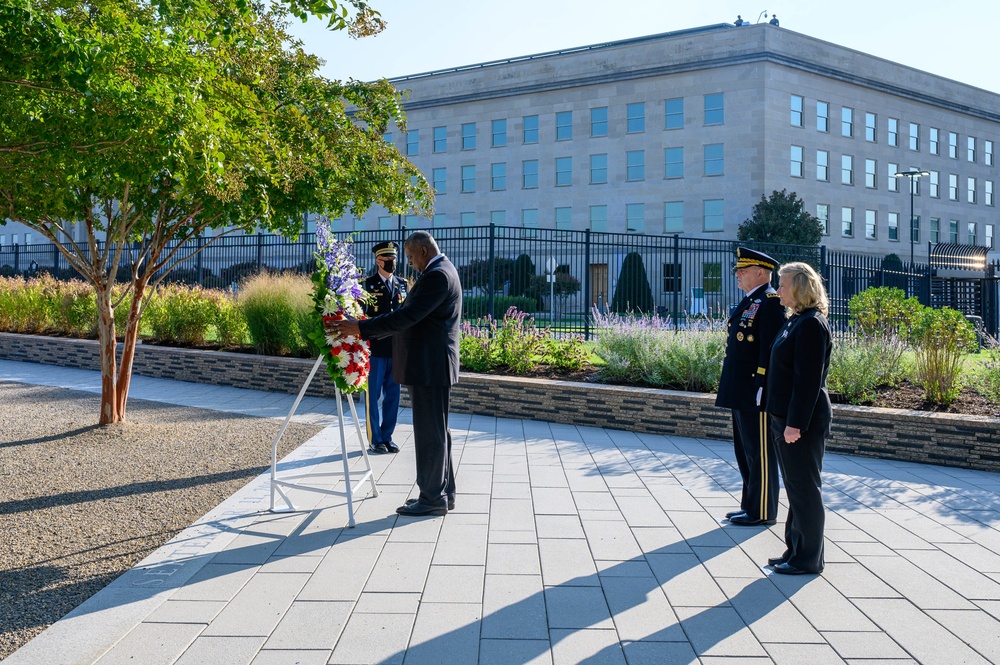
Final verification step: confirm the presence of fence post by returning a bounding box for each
[924,242,933,308]
[52,243,59,274]
[487,222,496,319]
[819,245,828,284]
[584,228,592,340]
[671,234,680,332]
[13,243,19,273]
[256,233,264,271]
[196,235,205,285]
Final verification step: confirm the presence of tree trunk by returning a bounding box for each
[95,283,121,424]
[115,279,147,420]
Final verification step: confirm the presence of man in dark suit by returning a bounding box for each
[363,240,408,455]
[715,247,786,526]
[327,231,462,517]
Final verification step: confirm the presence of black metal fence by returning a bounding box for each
[2,226,997,340]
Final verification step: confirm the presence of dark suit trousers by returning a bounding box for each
[407,385,456,506]
[732,410,779,521]
[771,416,826,573]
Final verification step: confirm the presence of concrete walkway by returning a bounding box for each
[3,359,1000,665]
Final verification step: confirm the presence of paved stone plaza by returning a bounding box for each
[2,359,1000,665]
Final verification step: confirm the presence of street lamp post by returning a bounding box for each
[894,168,930,265]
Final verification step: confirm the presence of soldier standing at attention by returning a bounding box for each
[363,241,408,454]
[716,248,786,526]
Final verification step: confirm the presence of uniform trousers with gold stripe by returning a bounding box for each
[731,409,779,521]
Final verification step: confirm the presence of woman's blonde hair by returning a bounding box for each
[778,262,829,315]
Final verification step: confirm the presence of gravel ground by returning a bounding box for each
[0,381,322,660]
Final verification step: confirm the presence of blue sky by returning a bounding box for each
[287,0,1000,93]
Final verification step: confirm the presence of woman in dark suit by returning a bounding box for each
[765,262,833,575]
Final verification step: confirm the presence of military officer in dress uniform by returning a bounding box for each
[715,247,786,526]
[363,241,408,454]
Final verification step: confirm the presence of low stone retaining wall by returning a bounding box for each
[3,332,999,473]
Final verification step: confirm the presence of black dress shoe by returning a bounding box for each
[728,514,777,526]
[767,555,789,566]
[396,500,447,516]
[384,441,399,453]
[368,442,388,455]
[725,510,746,519]
[772,562,819,575]
[407,495,455,510]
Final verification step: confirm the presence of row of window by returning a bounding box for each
[0,233,33,247]
[814,204,995,247]
[790,149,995,204]
[432,147,725,193]
[790,95,996,165]
[391,95,723,156]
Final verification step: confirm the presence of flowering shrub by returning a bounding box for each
[828,332,909,403]
[910,306,977,404]
[459,306,587,374]
[305,222,370,394]
[592,310,725,392]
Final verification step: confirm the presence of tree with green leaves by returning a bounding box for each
[611,252,654,314]
[0,0,430,423]
[737,189,822,247]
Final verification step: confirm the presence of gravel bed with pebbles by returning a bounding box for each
[0,381,322,660]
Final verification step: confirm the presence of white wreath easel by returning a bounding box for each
[268,354,379,527]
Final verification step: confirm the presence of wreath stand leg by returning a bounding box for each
[269,355,379,527]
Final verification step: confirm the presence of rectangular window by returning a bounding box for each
[888,118,898,147]
[987,140,994,166]
[626,203,644,233]
[665,97,684,129]
[949,132,958,158]
[841,107,853,137]
[865,210,877,240]
[491,210,506,225]
[865,158,877,188]
[987,180,994,206]
[664,201,683,233]
[662,264,681,292]
[704,93,724,125]
[949,173,959,200]
[816,150,829,181]
[930,217,940,244]
[987,225,995,249]
[522,208,538,229]
[908,168,921,196]
[791,95,804,127]
[704,144,724,176]
[589,205,607,232]
[590,154,608,184]
[968,222,978,245]
[555,206,572,231]
[433,126,447,153]
[378,215,393,231]
[912,215,920,244]
[930,127,939,155]
[555,156,573,186]
[841,207,854,237]
[947,219,959,243]
[626,150,645,181]
[461,164,475,192]
[909,123,920,151]
[790,145,804,177]
[491,162,506,191]
[555,111,573,140]
[460,211,476,235]
[432,167,446,194]
[816,204,829,235]
[703,199,724,232]
[968,176,977,203]
[842,154,854,185]
[865,112,877,142]
[703,263,723,294]
[627,102,645,133]
[406,130,419,156]
[929,170,939,198]
[462,122,476,150]
[382,132,392,144]
[968,136,977,162]
[888,212,899,241]
[492,119,507,147]
[523,115,539,144]
[522,160,538,188]
[888,163,899,192]
[591,107,608,137]
[817,101,829,132]
[664,147,684,178]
